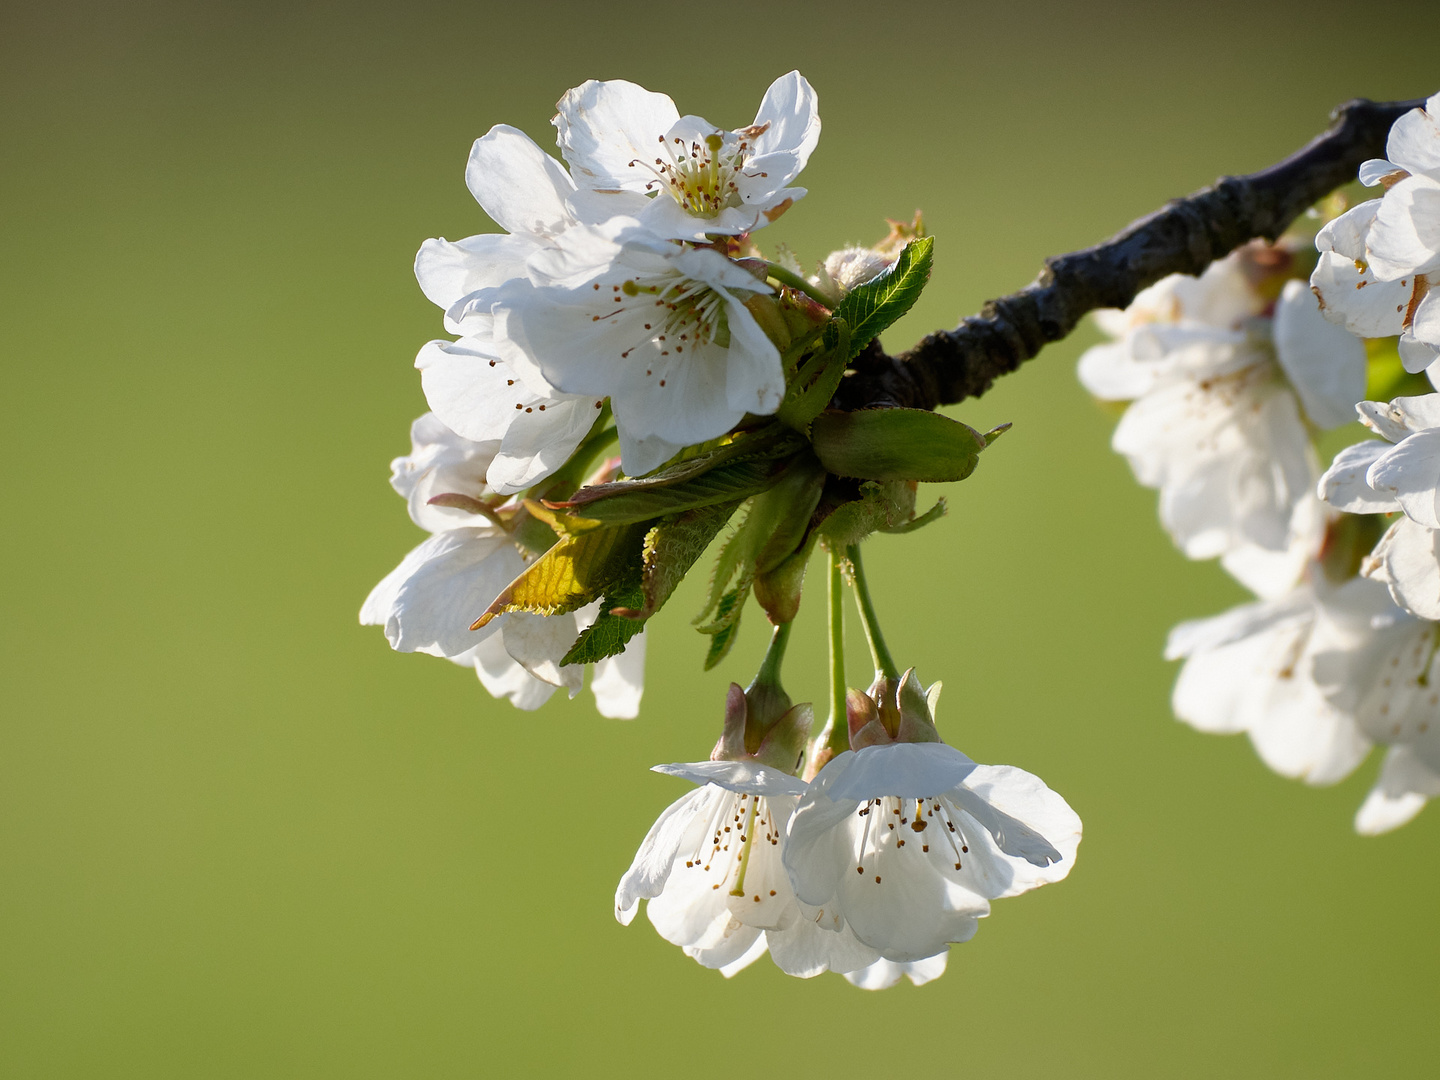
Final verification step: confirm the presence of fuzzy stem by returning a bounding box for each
[846,544,899,681]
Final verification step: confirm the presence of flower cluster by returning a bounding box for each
[616,654,1080,989]
[1082,92,1440,833]
[362,74,1080,991]
[362,73,824,713]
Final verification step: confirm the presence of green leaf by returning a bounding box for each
[473,522,646,628]
[775,320,851,432]
[560,578,646,666]
[810,407,987,483]
[702,586,749,670]
[562,457,789,528]
[824,236,934,360]
[639,500,742,617]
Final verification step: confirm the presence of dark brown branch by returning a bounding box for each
[835,96,1427,412]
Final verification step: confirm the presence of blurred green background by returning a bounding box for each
[3,1,1438,1075]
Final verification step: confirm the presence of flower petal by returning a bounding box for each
[553,79,680,193]
[590,632,646,719]
[652,760,809,797]
[465,124,576,237]
[1354,745,1440,835]
[1368,175,1440,281]
[1318,440,1401,514]
[843,950,950,990]
[1272,279,1365,429]
[1367,517,1440,619]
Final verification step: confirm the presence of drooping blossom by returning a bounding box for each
[487,220,784,475]
[554,72,820,241]
[1079,246,1364,598]
[359,414,644,717]
[782,672,1080,963]
[616,680,936,985]
[1311,93,1440,374]
[1318,395,1440,619]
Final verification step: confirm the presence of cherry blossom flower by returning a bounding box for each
[616,684,898,983]
[359,414,644,716]
[1080,249,1363,597]
[488,220,784,474]
[782,673,1080,963]
[554,72,820,241]
[1164,575,1377,786]
[1310,93,1440,374]
[1318,395,1440,619]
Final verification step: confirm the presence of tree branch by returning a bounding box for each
[834,96,1427,412]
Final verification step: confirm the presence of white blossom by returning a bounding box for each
[1318,395,1440,619]
[1310,93,1440,374]
[783,675,1080,963]
[1164,576,1376,786]
[554,72,820,241]
[487,220,784,474]
[1080,250,1362,597]
[615,760,890,981]
[359,414,644,716]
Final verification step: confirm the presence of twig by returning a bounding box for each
[834,96,1427,412]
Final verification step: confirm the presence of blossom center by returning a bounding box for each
[680,791,782,901]
[851,796,970,884]
[590,269,729,367]
[629,126,770,219]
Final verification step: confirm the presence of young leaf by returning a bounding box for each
[810,407,987,483]
[640,500,743,617]
[561,457,788,528]
[702,585,749,670]
[560,578,646,666]
[825,236,934,361]
[472,522,646,628]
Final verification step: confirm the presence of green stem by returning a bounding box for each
[754,620,793,690]
[846,544,899,681]
[823,548,850,756]
[762,262,840,309]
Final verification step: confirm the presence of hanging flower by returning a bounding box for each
[1079,245,1363,597]
[554,71,820,241]
[782,672,1080,963]
[616,680,923,985]
[359,414,644,716]
[489,220,784,475]
[1309,93,1440,373]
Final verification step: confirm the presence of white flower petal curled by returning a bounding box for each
[1318,440,1400,514]
[555,72,819,240]
[1365,517,1440,620]
[783,744,1079,963]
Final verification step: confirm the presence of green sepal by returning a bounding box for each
[823,236,934,361]
[775,322,851,433]
[810,407,987,483]
[754,532,818,624]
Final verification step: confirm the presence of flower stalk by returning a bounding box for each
[762,262,839,309]
[845,544,899,682]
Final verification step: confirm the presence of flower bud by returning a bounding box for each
[712,681,814,774]
[846,668,943,750]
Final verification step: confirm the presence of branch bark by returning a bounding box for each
[834,96,1427,412]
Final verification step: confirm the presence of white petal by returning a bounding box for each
[414,233,536,315]
[363,530,524,657]
[825,743,977,802]
[553,79,681,193]
[465,630,559,711]
[1077,340,1163,401]
[500,610,584,695]
[388,412,499,533]
[954,764,1082,893]
[1366,430,1440,528]
[1368,175,1440,281]
[614,427,682,479]
[1400,329,1440,373]
[717,933,769,977]
[1272,279,1366,429]
[1164,589,1312,660]
[1318,440,1400,513]
[491,395,600,495]
[652,760,809,797]
[591,631,646,719]
[749,71,821,172]
[1368,517,1440,619]
[1358,158,1404,187]
[1354,745,1440,835]
[464,124,575,238]
[843,950,949,990]
[615,786,722,923]
[765,919,879,979]
[1385,101,1440,181]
